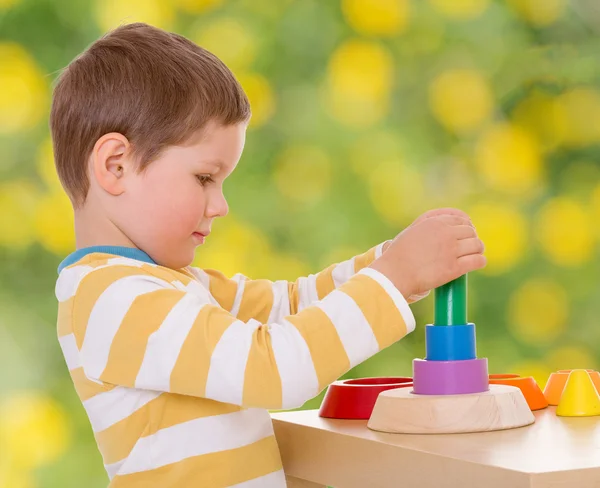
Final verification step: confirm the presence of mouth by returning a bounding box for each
[192,231,209,243]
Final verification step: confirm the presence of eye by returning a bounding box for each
[196,174,215,186]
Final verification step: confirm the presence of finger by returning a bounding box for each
[435,215,474,227]
[411,209,440,225]
[416,208,472,222]
[457,253,487,274]
[407,290,431,304]
[452,224,477,240]
[457,237,485,257]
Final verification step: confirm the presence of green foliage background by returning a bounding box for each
[1,0,600,486]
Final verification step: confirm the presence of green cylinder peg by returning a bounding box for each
[434,274,467,326]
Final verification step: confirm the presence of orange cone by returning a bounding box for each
[489,374,547,411]
[589,371,600,393]
[556,370,600,417]
[544,371,569,405]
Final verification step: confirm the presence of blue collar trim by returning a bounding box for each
[57,246,156,273]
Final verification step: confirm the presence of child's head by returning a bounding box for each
[50,23,251,268]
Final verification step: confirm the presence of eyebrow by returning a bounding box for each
[199,159,224,170]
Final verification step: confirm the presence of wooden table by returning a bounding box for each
[271,407,600,488]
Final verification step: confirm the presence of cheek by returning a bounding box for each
[138,175,204,235]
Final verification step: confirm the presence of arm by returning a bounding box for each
[193,208,471,323]
[188,241,390,324]
[70,264,414,410]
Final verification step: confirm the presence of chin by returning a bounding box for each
[180,251,196,269]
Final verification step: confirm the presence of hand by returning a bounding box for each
[382,208,473,253]
[371,213,486,298]
[410,207,473,226]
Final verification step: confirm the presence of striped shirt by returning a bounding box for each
[55,243,415,487]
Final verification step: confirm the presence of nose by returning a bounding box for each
[206,190,229,219]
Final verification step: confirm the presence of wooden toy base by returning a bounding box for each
[368,384,535,434]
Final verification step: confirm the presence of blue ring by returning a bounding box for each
[425,323,477,361]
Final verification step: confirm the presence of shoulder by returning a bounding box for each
[55,253,185,303]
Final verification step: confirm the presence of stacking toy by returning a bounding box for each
[368,275,534,434]
[319,377,412,419]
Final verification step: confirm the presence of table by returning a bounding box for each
[271,407,600,488]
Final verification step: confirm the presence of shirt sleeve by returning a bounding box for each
[188,241,391,325]
[70,263,415,410]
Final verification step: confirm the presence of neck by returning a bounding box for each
[74,203,136,250]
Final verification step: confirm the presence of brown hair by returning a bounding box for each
[50,22,251,207]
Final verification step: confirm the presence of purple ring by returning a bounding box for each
[412,358,489,395]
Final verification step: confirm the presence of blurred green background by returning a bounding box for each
[1,0,600,486]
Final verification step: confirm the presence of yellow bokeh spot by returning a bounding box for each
[238,73,275,128]
[328,40,394,100]
[274,146,331,205]
[0,391,71,469]
[349,130,402,177]
[547,345,599,373]
[0,180,39,250]
[589,183,600,240]
[429,69,493,134]
[171,0,223,14]
[508,359,553,389]
[553,88,600,148]
[475,123,543,194]
[326,39,394,128]
[0,0,20,9]
[469,203,527,275]
[342,0,410,37]
[94,0,175,32]
[512,91,559,148]
[34,191,76,255]
[369,160,425,225]
[429,0,489,19]
[37,137,62,190]
[194,216,271,278]
[507,0,566,26]
[0,43,47,134]
[508,278,569,345]
[536,197,593,267]
[0,464,34,488]
[193,18,257,73]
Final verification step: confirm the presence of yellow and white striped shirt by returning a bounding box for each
[56,243,415,487]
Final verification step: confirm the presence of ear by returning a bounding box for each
[90,133,133,196]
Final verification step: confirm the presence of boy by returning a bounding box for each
[51,23,486,487]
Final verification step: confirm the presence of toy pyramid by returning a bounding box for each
[368,275,534,434]
[556,370,600,417]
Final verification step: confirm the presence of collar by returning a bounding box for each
[57,246,156,274]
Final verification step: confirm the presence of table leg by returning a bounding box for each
[285,475,327,487]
